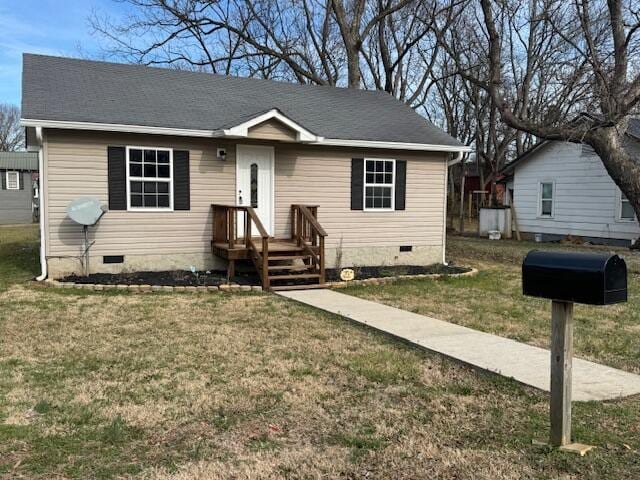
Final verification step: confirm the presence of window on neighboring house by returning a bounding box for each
[364,159,395,210]
[6,171,19,190]
[620,192,635,221]
[539,182,554,217]
[127,147,172,210]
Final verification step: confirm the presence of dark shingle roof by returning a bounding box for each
[22,54,463,148]
[0,151,38,171]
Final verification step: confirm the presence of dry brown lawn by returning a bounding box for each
[1,227,639,479]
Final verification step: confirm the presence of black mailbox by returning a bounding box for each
[522,250,627,305]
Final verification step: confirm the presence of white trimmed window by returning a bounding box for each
[364,159,395,210]
[6,171,19,190]
[620,192,635,221]
[126,147,173,210]
[539,181,554,217]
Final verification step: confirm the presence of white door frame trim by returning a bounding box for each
[235,144,276,235]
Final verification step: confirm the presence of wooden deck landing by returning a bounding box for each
[212,238,314,260]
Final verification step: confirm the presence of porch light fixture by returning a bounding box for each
[217,148,227,161]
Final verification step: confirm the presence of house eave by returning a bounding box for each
[21,118,471,153]
[315,138,472,153]
[21,118,224,138]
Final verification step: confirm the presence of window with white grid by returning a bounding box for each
[364,159,395,210]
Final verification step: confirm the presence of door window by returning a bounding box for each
[250,163,258,208]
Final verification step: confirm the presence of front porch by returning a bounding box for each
[211,204,327,291]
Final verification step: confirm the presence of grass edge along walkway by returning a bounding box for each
[277,288,640,402]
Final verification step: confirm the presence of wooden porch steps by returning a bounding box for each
[267,254,313,261]
[266,246,322,288]
[255,241,306,253]
[270,283,328,292]
[268,264,310,271]
[211,204,327,291]
[270,273,320,280]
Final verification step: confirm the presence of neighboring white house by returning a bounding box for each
[502,139,640,246]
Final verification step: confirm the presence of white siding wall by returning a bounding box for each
[513,141,640,241]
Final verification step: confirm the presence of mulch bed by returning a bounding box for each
[61,269,260,287]
[325,264,469,282]
[61,263,470,287]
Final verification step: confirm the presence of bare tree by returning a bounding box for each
[437,0,600,205]
[0,104,23,151]
[91,0,424,88]
[360,0,460,103]
[475,0,640,222]
[329,0,415,87]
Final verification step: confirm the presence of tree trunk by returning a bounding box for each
[459,167,466,234]
[346,45,361,88]
[589,128,640,228]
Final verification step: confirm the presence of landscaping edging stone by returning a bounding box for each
[42,279,263,293]
[41,268,477,293]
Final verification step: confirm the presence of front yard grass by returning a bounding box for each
[1,226,640,478]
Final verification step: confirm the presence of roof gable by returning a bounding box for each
[225,109,320,142]
[247,119,298,142]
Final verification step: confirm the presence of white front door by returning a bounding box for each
[236,145,274,236]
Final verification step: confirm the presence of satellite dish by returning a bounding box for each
[66,197,106,277]
[67,197,105,226]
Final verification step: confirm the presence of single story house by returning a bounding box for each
[21,54,469,289]
[502,119,640,246]
[0,151,39,224]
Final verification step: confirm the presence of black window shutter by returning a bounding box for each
[351,158,364,210]
[107,146,127,210]
[19,172,24,190]
[173,150,190,210]
[1,170,6,190]
[395,160,407,210]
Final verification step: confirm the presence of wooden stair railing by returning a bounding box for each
[245,207,270,290]
[211,204,270,288]
[290,204,327,285]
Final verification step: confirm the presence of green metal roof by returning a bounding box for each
[0,151,38,171]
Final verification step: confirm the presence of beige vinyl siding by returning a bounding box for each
[44,129,446,261]
[45,129,236,257]
[273,145,446,248]
[247,119,297,142]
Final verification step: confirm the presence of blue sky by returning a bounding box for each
[0,0,127,106]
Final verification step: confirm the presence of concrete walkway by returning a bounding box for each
[278,289,640,402]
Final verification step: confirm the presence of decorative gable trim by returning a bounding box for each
[222,109,322,143]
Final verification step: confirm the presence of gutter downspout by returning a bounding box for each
[442,150,465,265]
[447,150,464,167]
[35,126,47,281]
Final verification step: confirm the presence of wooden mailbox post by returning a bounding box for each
[522,250,627,453]
[550,300,574,448]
